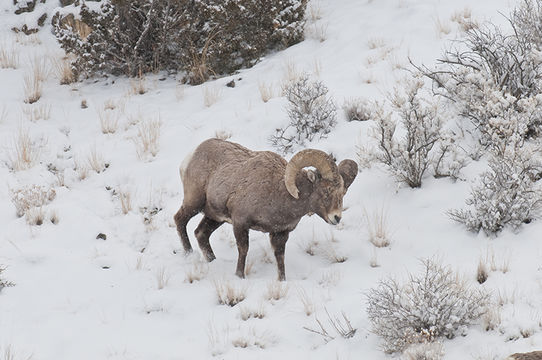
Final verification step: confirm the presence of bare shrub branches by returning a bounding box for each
[415,1,542,145]
[303,308,357,343]
[367,259,490,353]
[271,74,336,153]
[364,76,460,187]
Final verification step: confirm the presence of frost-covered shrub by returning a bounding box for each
[52,0,308,83]
[367,77,462,187]
[366,259,489,353]
[271,74,337,153]
[9,184,56,217]
[418,1,542,146]
[448,147,542,235]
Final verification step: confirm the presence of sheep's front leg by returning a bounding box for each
[194,216,223,262]
[270,231,289,281]
[233,225,249,279]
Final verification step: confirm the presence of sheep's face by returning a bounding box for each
[308,159,358,225]
[307,174,346,225]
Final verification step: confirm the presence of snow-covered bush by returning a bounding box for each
[9,184,56,218]
[366,76,461,187]
[52,0,308,83]
[417,0,542,146]
[448,147,542,235]
[366,259,490,353]
[271,74,337,153]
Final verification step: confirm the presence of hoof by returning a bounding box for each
[235,270,245,279]
[204,252,216,262]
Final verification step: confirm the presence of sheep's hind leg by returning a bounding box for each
[233,225,249,279]
[173,205,200,254]
[194,216,223,262]
[270,231,289,281]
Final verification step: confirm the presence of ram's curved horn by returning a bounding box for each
[284,149,338,199]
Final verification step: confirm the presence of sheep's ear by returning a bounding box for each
[338,159,358,191]
[306,169,317,183]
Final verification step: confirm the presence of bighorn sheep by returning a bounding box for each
[174,138,358,280]
[507,352,542,360]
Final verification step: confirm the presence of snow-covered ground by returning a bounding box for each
[2,0,542,359]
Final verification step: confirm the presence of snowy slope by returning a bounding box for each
[2,0,542,359]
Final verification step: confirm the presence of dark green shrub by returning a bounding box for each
[52,0,307,83]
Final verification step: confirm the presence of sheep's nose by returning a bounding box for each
[334,215,341,224]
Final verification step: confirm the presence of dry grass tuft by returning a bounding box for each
[369,250,380,268]
[155,267,171,290]
[231,327,274,349]
[307,1,323,22]
[214,129,232,140]
[451,7,477,32]
[202,85,221,107]
[214,280,247,306]
[481,305,501,331]
[23,72,42,104]
[130,73,147,95]
[322,236,348,263]
[53,57,75,85]
[240,303,266,320]
[118,188,133,215]
[98,108,120,134]
[86,146,107,173]
[307,23,328,42]
[365,206,392,248]
[282,59,301,85]
[434,16,452,37]
[8,128,41,171]
[296,286,316,316]
[318,269,341,287]
[266,281,289,301]
[21,103,51,122]
[367,37,386,49]
[134,117,161,160]
[25,207,46,226]
[185,259,208,283]
[477,258,489,284]
[258,81,275,103]
[0,41,19,69]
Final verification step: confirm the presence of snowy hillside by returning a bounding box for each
[2,0,542,359]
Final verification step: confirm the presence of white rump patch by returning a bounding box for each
[179,148,195,181]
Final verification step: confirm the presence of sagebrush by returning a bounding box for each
[271,74,336,153]
[448,147,542,234]
[363,77,462,187]
[367,259,489,353]
[416,0,542,147]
